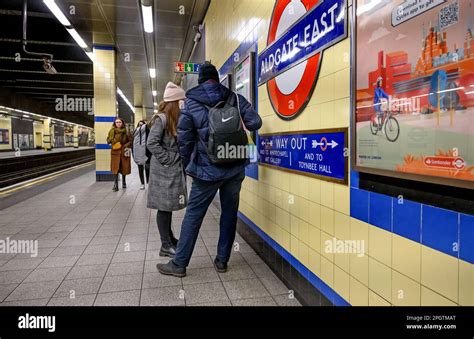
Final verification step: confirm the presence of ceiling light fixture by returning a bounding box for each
[43,0,71,26]
[67,28,88,48]
[141,5,154,33]
[43,0,93,63]
[117,87,136,114]
[85,51,94,62]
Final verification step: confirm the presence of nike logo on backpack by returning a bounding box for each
[222,117,233,123]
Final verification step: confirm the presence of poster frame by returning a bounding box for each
[220,73,232,89]
[350,0,474,190]
[234,52,258,158]
[234,52,256,108]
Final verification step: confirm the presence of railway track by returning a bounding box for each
[0,149,95,189]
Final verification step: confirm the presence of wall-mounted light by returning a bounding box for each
[152,91,157,97]
[141,5,154,33]
[149,68,156,78]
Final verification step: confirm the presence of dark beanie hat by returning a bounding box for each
[198,61,219,84]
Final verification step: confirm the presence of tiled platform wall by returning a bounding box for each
[204,0,473,306]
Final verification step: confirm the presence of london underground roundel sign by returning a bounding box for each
[259,0,347,120]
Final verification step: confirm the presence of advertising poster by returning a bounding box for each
[0,129,9,144]
[218,35,260,180]
[235,53,258,154]
[355,0,474,187]
[235,55,253,103]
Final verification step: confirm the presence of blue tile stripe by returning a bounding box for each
[95,116,116,123]
[350,187,473,264]
[96,171,113,175]
[460,214,474,263]
[350,188,369,222]
[238,211,351,306]
[393,199,421,243]
[368,191,392,232]
[93,44,115,51]
[96,144,111,150]
[350,170,359,188]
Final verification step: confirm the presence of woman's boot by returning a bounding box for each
[122,175,127,189]
[170,228,179,247]
[113,175,119,192]
[157,211,176,258]
[159,243,176,258]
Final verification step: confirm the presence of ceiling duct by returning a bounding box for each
[179,0,210,63]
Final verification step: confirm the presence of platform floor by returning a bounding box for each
[0,147,94,159]
[0,169,300,306]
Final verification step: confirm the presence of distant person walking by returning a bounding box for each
[147,82,188,258]
[157,62,262,277]
[132,120,151,190]
[107,118,132,192]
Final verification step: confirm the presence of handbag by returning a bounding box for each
[112,142,122,151]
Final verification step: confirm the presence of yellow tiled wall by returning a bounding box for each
[93,48,116,173]
[42,118,52,150]
[33,122,43,148]
[204,0,472,306]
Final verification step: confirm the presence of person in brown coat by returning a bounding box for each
[107,118,132,192]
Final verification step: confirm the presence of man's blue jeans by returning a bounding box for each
[173,170,245,268]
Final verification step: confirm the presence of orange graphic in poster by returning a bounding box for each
[423,156,465,170]
[396,150,474,180]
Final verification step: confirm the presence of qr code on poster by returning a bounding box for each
[439,1,459,30]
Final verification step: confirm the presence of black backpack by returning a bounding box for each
[204,92,248,164]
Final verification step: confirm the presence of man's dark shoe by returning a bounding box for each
[214,258,228,273]
[159,244,176,258]
[157,260,186,277]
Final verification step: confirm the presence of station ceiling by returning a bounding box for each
[0,0,209,127]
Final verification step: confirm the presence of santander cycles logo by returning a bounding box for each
[259,0,347,120]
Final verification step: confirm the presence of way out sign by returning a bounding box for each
[258,128,348,184]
